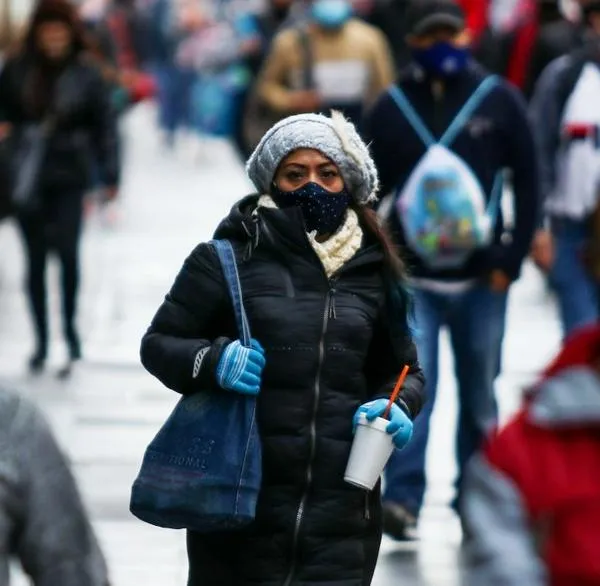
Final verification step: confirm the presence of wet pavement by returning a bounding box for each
[0,104,562,585]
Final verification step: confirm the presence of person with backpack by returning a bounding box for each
[529,0,600,337]
[140,110,425,585]
[362,0,539,540]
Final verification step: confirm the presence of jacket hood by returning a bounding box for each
[529,366,600,426]
[212,194,314,258]
[527,324,600,426]
[213,195,259,243]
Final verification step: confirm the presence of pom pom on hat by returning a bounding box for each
[246,111,380,205]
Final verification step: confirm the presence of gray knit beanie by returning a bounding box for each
[246,111,380,205]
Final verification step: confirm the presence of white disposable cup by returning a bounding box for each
[344,414,394,490]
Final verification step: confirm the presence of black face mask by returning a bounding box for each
[271,182,351,236]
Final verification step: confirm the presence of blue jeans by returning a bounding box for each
[384,284,508,517]
[155,64,196,140]
[549,218,599,336]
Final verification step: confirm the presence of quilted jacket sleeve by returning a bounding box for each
[140,243,231,395]
[365,314,426,419]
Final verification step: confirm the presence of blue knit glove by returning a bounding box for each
[216,339,265,395]
[353,399,413,450]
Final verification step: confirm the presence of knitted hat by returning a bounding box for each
[246,111,380,205]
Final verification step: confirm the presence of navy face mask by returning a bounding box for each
[271,181,351,236]
[413,41,470,77]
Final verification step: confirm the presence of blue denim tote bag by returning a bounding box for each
[130,240,262,532]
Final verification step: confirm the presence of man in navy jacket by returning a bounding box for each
[362,0,540,540]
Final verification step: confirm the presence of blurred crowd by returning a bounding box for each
[32,0,589,156]
[1,0,600,585]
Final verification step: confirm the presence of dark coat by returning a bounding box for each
[0,54,120,191]
[140,196,425,586]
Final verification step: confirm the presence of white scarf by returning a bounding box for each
[257,195,364,278]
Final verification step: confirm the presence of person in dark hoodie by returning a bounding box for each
[362,0,539,540]
[0,0,120,377]
[140,111,425,586]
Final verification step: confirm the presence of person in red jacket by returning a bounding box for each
[462,323,600,586]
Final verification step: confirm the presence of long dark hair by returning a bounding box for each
[22,0,90,58]
[16,0,92,117]
[355,205,415,338]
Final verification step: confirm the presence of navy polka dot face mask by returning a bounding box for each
[271,182,352,236]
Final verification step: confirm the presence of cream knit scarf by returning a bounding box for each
[257,195,364,278]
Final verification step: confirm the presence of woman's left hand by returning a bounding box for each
[353,399,413,450]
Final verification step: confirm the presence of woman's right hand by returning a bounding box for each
[216,339,265,396]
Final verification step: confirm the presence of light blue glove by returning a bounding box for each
[353,399,413,450]
[216,339,265,395]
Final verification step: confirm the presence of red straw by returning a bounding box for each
[383,365,410,420]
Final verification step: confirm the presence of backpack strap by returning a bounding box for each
[297,26,315,90]
[440,75,500,147]
[388,75,500,148]
[211,240,252,346]
[486,171,504,223]
[387,85,436,147]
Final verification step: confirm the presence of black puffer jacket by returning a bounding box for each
[141,196,425,586]
[0,55,120,190]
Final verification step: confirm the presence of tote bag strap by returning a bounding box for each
[211,239,252,346]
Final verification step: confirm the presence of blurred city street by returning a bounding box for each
[0,104,563,586]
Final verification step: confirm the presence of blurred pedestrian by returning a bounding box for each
[529,0,600,336]
[0,0,120,377]
[363,0,539,540]
[523,0,586,99]
[140,111,425,585]
[0,386,109,585]
[235,0,301,158]
[255,0,395,129]
[463,323,600,586]
[175,2,262,150]
[105,0,152,71]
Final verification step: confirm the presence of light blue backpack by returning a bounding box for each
[389,76,503,269]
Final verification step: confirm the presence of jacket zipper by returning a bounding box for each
[283,283,336,586]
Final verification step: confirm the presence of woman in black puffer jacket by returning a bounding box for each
[0,0,120,376]
[140,111,425,586]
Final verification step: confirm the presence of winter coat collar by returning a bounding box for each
[213,195,383,277]
[256,195,364,278]
[529,366,600,426]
